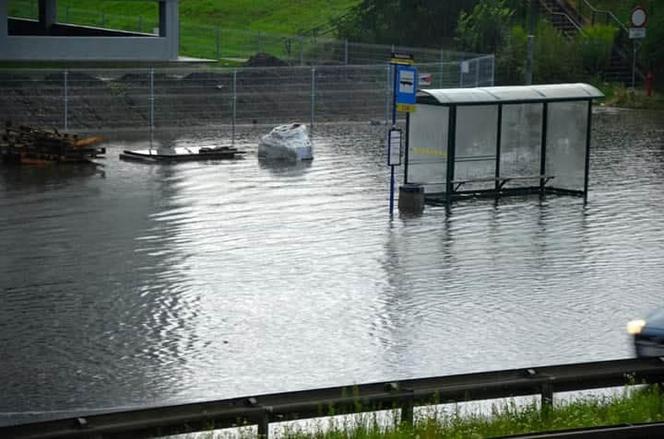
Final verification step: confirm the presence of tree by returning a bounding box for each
[456,0,515,54]
[334,0,477,47]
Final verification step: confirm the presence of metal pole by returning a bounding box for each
[583,100,592,204]
[539,102,549,193]
[299,37,304,66]
[474,58,480,87]
[344,39,349,65]
[526,0,536,85]
[495,104,503,192]
[631,42,638,90]
[149,68,154,132]
[385,63,390,127]
[232,70,237,146]
[389,62,398,216]
[216,26,221,60]
[63,69,68,131]
[439,49,444,88]
[310,67,315,136]
[459,61,463,87]
[490,55,495,86]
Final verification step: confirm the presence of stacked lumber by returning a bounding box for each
[0,122,105,165]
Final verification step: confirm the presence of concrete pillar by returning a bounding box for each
[159,0,179,60]
[0,0,8,37]
[38,0,57,31]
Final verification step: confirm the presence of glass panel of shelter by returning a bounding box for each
[453,105,498,193]
[546,101,588,192]
[499,103,543,186]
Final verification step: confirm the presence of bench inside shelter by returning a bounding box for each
[403,83,603,204]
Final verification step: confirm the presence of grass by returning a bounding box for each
[7,0,361,60]
[187,386,664,438]
[594,81,664,110]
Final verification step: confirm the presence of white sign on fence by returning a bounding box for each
[629,27,646,39]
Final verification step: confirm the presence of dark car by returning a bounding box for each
[628,309,664,357]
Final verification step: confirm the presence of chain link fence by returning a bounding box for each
[0,58,495,134]
[4,1,494,133]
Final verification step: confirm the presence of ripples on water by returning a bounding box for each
[1,109,663,424]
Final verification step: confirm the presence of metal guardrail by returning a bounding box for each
[2,358,664,439]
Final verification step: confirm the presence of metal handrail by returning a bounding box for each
[551,12,583,32]
[538,1,583,34]
[579,0,628,33]
[2,358,664,439]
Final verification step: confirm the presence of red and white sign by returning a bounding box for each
[631,6,647,28]
[418,73,432,87]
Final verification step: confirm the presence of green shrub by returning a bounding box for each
[577,24,617,73]
[496,25,528,84]
[456,0,514,54]
[533,20,582,83]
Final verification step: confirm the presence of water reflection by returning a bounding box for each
[0,153,200,424]
[258,159,313,177]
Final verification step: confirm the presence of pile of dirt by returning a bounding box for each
[244,53,289,68]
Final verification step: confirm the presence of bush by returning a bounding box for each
[533,20,582,83]
[496,25,528,84]
[456,0,514,54]
[576,24,617,73]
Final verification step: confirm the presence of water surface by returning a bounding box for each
[1,109,663,425]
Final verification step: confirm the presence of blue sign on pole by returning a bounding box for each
[395,65,418,112]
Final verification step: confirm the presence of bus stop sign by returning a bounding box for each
[396,65,418,112]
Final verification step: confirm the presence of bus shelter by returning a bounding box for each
[404,83,603,204]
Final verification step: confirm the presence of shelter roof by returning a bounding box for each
[418,83,603,105]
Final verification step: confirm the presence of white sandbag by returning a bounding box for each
[258,123,313,161]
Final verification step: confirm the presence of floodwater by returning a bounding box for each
[1,109,663,426]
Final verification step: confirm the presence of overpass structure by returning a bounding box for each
[0,0,179,62]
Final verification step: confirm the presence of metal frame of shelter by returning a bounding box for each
[403,83,604,204]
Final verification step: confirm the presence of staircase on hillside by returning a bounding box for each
[536,0,640,84]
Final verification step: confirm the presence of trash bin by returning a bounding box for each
[398,183,424,214]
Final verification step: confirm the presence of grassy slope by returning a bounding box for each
[7,0,360,60]
[9,0,359,33]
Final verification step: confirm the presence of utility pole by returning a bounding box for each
[525,0,536,85]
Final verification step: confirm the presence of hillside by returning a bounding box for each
[9,0,360,33]
[7,0,361,61]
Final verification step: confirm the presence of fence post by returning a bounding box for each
[439,49,444,88]
[299,36,304,66]
[149,68,155,132]
[344,39,349,65]
[138,15,142,32]
[459,61,463,87]
[257,411,270,439]
[490,55,495,86]
[400,401,414,425]
[101,11,105,27]
[310,67,316,135]
[216,26,221,60]
[541,383,553,416]
[232,69,237,146]
[63,69,69,131]
[475,58,480,87]
[65,6,69,22]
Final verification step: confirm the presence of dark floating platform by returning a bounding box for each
[120,146,246,162]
